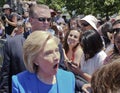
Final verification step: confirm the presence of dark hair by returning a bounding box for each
[68,17,79,30]
[114,31,120,54]
[80,30,103,60]
[112,19,120,26]
[63,29,81,54]
[101,22,113,47]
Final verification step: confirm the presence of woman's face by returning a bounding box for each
[34,38,60,76]
[70,19,78,29]
[67,30,80,47]
[80,20,93,32]
[114,33,120,53]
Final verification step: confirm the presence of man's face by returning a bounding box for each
[80,20,94,32]
[70,19,78,30]
[30,6,51,31]
[4,8,10,14]
[113,23,120,53]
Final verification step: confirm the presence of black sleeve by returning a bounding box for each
[58,43,67,70]
[75,78,85,92]
[75,76,92,93]
[0,41,10,93]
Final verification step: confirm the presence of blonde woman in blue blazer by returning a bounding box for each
[12,31,75,93]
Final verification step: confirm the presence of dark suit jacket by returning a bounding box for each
[0,34,26,93]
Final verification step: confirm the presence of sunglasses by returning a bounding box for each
[81,22,90,27]
[38,17,51,22]
[113,28,120,33]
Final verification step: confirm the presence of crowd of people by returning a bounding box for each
[0,1,120,93]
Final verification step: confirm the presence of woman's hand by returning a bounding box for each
[67,62,80,74]
[82,83,91,93]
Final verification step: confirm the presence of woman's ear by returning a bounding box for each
[33,57,39,66]
[34,62,39,66]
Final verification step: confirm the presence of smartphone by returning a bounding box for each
[68,62,77,68]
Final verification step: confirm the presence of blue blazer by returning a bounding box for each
[12,69,75,93]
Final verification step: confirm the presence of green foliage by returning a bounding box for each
[0,0,6,7]
[93,0,120,19]
[1,0,120,20]
[64,0,120,19]
[37,0,65,11]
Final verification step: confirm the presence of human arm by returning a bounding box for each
[62,48,69,61]
[5,14,17,27]
[75,75,92,93]
[74,47,83,67]
[82,83,91,93]
[0,41,10,92]
[67,63,91,83]
[12,75,20,93]
[11,27,18,37]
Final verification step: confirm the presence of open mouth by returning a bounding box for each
[53,63,59,69]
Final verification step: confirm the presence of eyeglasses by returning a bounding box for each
[81,22,90,27]
[113,28,120,33]
[37,17,51,22]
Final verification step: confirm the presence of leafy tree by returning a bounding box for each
[0,0,6,15]
[0,0,6,7]
[37,0,65,11]
[64,0,120,19]
[93,0,120,20]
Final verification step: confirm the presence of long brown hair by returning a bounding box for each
[91,58,120,93]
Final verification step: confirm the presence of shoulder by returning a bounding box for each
[75,46,83,54]
[57,69,75,79]
[12,71,37,92]
[7,34,25,43]
[12,71,35,82]
[57,69,75,92]
[96,50,107,58]
[94,50,107,65]
[104,54,120,65]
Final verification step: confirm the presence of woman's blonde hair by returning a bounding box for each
[23,31,60,73]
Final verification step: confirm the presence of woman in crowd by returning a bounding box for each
[63,29,83,67]
[98,21,114,55]
[104,24,120,64]
[91,57,120,93]
[79,30,107,82]
[65,30,107,93]
[12,31,75,93]
[70,30,107,83]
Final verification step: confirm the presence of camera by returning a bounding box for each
[1,15,6,21]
